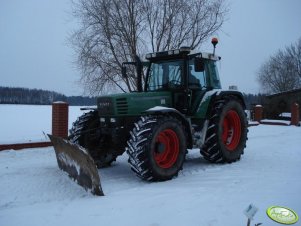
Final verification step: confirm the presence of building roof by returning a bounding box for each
[266,88,301,98]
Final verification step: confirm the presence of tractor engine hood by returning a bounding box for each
[97,91,172,117]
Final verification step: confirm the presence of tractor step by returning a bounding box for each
[48,135,104,196]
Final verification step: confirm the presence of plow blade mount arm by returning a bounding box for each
[48,135,104,196]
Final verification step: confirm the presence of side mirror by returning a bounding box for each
[121,66,127,78]
[194,57,205,72]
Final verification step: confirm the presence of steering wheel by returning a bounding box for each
[168,79,182,88]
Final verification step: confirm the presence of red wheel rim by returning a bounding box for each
[154,129,179,169]
[222,110,241,151]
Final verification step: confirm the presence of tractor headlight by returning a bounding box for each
[100,118,105,122]
[110,118,116,123]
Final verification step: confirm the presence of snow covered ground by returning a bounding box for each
[0,105,301,226]
[0,104,85,144]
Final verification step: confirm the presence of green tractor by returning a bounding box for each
[49,38,248,195]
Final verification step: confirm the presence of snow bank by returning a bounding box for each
[261,119,291,125]
[0,125,300,226]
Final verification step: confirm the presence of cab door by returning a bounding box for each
[162,60,191,114]
[187,59,208,115]
[146,59,190,113]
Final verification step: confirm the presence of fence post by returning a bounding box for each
[290,103,299,126]
[254,105,263,122]
[52,102,69,138]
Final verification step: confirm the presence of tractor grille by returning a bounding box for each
[97,97,114,115]
[116,98,128,115]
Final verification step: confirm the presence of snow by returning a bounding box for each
[53,101,68,104]
[248,121,260,126]
[1,123,301,225]
[57,151,81,175]
[198,89,220,106]
[261,119,291,125]
[0,104,85,144]
[147,106,174,111]
[279,112,291,118]
[0,105,301,226]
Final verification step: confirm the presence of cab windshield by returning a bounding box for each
[147,60,184,91]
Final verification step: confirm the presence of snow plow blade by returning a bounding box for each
[48,135,104,196]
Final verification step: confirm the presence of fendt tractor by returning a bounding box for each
[49,38,248,196]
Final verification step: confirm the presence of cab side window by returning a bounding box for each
[148,60,184,91]
[163,60,183,88]
[188,60,206,89]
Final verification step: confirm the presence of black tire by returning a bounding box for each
[200,97,248,163]
[69,111,117,168]
[126,115,187,181]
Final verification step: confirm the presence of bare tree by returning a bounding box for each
[71,0,228,94]
[286,38,301,79]
[142,0,226,52]
[257,38,301,94]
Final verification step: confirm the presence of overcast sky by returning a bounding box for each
[1,0,301,96]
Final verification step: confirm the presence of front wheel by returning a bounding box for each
[201,98,248,163]
[126,116,187,181]
[69,111,117,168]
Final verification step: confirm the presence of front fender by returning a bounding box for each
[144,106,193,149]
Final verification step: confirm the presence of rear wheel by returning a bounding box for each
[126,116,187,181]
[201,98,248,163]
[69,111,117,168]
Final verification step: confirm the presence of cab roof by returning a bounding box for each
[145,47,221,62]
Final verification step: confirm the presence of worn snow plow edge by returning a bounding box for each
[48,135,104,196]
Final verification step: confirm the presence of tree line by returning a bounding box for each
[0,86,264,109]
[0,86,96,106]
[242,93,266,109]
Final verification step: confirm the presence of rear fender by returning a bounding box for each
[204,90,246,118]
[145,107,193,149]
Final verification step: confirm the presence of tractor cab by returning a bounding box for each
[144,47,222,115]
